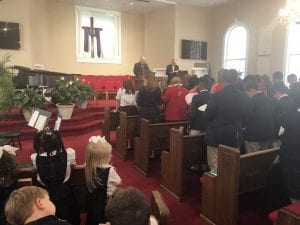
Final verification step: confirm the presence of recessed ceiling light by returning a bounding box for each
[130,2,134,5]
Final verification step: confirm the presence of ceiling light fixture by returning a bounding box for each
[279,0,300,24]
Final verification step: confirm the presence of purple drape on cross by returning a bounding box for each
[82,17,102,58]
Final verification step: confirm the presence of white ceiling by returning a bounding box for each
[57,0,236,14]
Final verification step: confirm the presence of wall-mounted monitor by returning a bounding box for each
[181,40,207,60]
[0,21,21,50]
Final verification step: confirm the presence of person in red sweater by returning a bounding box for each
[162,76,189,121]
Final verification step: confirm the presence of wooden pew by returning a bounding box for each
[115,111,138,160]
[200,145,280,225]
[16,163,88,212]
[161,128,206,201]
[134,119,186,177]
[278,208,300,225]
[16,163,35,185]
[102,107,119,143]
[69,165,89,212]
[16,163,35,180]
[151,191,170,225]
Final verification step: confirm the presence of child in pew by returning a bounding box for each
[85,136,122,225]
[101,187,158,225]
[31,128,80,225]
[115,80,138,116]
[5,186,71,225]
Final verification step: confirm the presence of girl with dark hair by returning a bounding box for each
[115,80,137,115]
[31,128,80,225]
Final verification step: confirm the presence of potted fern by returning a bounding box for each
[51,79,76,120]
[73,79,95,109]
[13,87,44,121]
[0,54,15,121]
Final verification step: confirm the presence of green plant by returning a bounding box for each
[0,54,15,112]
[73,79,95,104]
[51,79,76,105]
[13,87,44,111]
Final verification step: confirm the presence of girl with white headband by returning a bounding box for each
[85,136,122,225]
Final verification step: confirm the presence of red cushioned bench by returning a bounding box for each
[269,201,300,225]
[80,75,133,100]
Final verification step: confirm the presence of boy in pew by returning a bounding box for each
[188,76,210,135]
[101,186,158,225]
[243,79,276,153]
[5,186,71,225]
[205,69,248,171]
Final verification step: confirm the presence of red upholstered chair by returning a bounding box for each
[269,201,300,225]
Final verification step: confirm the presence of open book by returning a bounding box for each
[28,109,52,131]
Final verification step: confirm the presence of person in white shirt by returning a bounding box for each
[115,80,138,116]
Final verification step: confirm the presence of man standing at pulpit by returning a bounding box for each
[133,56,150,76]
[166,58,179,83]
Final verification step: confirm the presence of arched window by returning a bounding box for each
[223,25,248,78]
[285,22,300,81]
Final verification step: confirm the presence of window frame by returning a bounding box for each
[283,22,300,83]
[75,6,121,64]
[223,22,249,78]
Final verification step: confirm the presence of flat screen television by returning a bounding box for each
[181,40,207,60]
[0,21,21,50]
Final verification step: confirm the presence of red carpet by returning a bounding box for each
[15,128,282,225]
[11,101,282,225]
[15,129,203,225]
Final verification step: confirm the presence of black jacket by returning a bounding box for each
[133,62,150,76]
[189,90,210,132]
[244,92,276,141]
[166,64,179,76]
[205,85,248,147]
[25,216,71,225]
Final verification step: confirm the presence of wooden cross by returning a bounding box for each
[82,17,103,58]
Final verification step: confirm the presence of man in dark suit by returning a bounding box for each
[166,58,179,83]
[205,69,248,171]
[133,56,150,76]
[244,79,276,153]
[272,81,294,146]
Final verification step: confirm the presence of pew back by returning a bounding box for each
[239,148,279,194]
[102,107,119,142]
[278,208,300,225]
[201,145,280,225]
[161,128,206,200]
[151,191,170,225]
[134,119,186,176]
[115,111,137,159]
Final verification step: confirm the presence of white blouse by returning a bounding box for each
[116,88,137,107]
